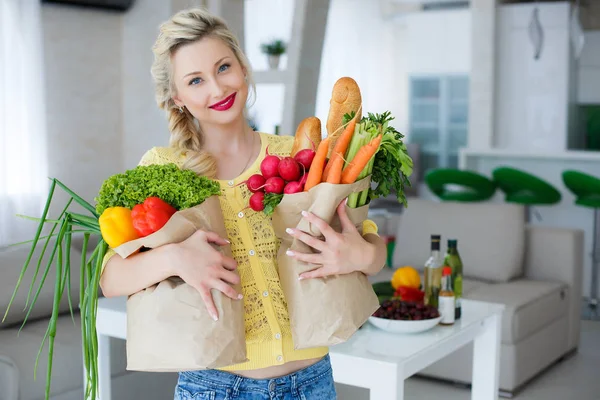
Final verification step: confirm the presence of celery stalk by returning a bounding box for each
[346,119,382,208]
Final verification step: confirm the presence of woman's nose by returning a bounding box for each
[209,79,225,99]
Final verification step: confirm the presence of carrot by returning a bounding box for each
[304,137,330,191]
[322,118,357,181]
[341,134,382,184]
[324,153,345,184]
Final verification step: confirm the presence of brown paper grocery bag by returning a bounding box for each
[271,177,380,349]
[113,196,247,371]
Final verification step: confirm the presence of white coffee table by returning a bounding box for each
[329,299,504,399]
[92,297,502,400]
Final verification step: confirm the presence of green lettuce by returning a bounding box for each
[94,163,220,214]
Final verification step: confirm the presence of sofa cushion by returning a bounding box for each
[0,312,127,400]
[0,238,86,329]
[466,279,568,345]
[0,355,18,400]
[392,198,526,282]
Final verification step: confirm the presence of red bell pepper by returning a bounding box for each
[394,286,425,303]
[131,197,177,237]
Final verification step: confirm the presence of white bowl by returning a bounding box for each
[368,315,442,334]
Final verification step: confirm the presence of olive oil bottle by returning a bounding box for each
[444,239,463,319]
[424,235,443,308]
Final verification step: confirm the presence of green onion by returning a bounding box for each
[3,178,106,400]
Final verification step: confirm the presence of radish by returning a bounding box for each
[294,149,316,171]
[264,177,285,194]
[246,174,266,193]
[249,192,265,211]
[261,152,281,179]
[278,157,301,182]
[284,181,304,194]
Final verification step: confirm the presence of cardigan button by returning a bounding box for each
[238,211,244,218]
[228,180,234,186]
[276,355,283,362]
[263,291,269,297]
[274,333,281,340]
[249,249,255,256]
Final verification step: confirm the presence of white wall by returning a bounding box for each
[315,0,409,137]
[42,4,123,206]
[243,0,411,138]
[243,0,292,134]
[122,1,172,169]
[405,9,471,75]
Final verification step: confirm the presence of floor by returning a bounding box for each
[335,320,600,400]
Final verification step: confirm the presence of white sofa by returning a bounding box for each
[0,237,177,400]
[373,198,584,396]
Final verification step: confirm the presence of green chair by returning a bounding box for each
[425,168,497,202]
[492,167,562,205]
[562,170,600,320]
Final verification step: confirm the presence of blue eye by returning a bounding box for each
[189,77,202,86]
[218,63,230,73]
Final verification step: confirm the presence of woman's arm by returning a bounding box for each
[358,233,387,276]
[99,244,177,298]
[285,201,387,280]
[99,230,240,321]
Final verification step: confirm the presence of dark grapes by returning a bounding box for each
[372,299,440,321]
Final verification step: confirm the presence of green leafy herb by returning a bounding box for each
[95,163,220,215]
[345,111,413,208]
[369,112,413,207]
[342,111,356,125]
[263,193,284,216]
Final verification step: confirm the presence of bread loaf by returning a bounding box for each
[326,77,362,155]
[291,116,322,157]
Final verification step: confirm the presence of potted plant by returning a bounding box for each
[260,39,286,70]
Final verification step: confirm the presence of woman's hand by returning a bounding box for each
[285,200,383,280]
[170,230,240,321]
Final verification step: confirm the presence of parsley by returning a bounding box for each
[263,193,284,216]
[366,112,414,207]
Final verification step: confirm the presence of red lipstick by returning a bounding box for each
[209,93,236,111]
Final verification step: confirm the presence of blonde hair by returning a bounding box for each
[151,7,255,177]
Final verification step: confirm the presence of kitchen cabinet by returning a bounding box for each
[495,2,579,152]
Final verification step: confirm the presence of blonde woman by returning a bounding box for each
[99,7,386,400]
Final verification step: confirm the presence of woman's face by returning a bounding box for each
[171,36,248,128]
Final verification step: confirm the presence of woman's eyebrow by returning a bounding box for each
[183,57,230,79]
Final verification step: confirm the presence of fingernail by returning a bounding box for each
[212,313,218,321]
[225,239,231,244]
[238,294,243,300]
[286,228,294,235]
[286,250,294,256]
[345,198,348,204]
[298,275,305,281]
[301,211,308,217]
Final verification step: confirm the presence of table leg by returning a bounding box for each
[471,313,501,400]
[98,334,112,400]
[369,377,404,400]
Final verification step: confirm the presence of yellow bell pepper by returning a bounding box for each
[391,266,421,290]
[99,207,140,248]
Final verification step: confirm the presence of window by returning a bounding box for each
[408,75,469,179]
[0,0,47,247]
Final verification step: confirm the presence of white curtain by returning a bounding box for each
[0,0,48,248]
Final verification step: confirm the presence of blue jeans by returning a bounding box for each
[174,355,337,400]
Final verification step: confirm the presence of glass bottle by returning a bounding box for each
[444,239,463,319]
[439,266,456,325]
[424,234,443,308]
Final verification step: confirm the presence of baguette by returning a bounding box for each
[291,116,322,157]
[326,77,362,156]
